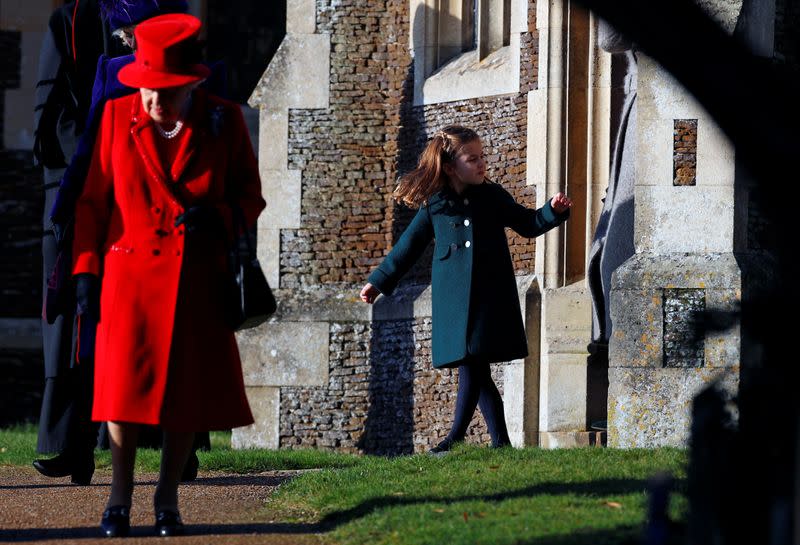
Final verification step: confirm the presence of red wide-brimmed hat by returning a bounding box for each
[118,13,211,89]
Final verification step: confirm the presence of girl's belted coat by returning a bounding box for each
[368,183,569,369]
[72,89,265,430]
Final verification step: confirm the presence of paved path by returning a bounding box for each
[0,467,327,544]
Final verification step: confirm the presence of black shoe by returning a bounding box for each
[32,452,72,478]
[428,438,459,457]
[101,506,130,538]
[33,451,95,485]
[180,451,199,482]
[155,509,185,537]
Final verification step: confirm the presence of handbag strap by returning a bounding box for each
[229,201,257,262]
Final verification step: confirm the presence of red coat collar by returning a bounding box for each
[129,90,209,205]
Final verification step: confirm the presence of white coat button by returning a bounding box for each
[464,219,470,226]
[465,241,471,248]
[463,198,469,205]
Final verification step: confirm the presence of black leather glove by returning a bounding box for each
[74,273,100,322]
[174,205,224,234]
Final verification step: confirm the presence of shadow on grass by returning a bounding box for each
[313,477,686,530]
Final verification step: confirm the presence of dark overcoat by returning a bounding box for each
[368,182,569,368]
[32,0,113,454]
[72,90,265,430]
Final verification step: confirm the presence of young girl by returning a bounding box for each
[360,125,572,454]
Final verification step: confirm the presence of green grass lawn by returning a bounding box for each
[1,425,687,545]
[267,444,687,545]
[0,424,359,472]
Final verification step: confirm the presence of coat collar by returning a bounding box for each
[129,90,210,205]
[428,180,487,207]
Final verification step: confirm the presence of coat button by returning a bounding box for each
[464,198,469,205]
[152,249,161,256]
[450,243,458,251]
[153,206,161,214]
[464,219,470,226]
[465,241,471,248]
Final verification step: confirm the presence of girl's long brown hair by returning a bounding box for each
[393,125,480,208]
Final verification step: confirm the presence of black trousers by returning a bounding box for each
[446,358,511,447]
[38,180,98,454]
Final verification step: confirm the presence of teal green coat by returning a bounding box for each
[368,182,569,368]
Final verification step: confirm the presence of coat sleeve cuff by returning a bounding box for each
[368,269,394,297]
[73,252,101,276]
[541,199,570,223]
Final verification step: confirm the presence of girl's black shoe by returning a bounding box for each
[155,509,185,537]
[428,438,460,456]
[100,506,130,538]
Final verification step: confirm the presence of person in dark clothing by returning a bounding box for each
[33,0,118,486]
[32,0,202,485]
[361,126,572,455]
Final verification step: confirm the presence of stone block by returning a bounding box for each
[237,321,329,386]
[610,254,743,369]
[258,108,289,177]
[538,352,588,432]
[539,431,604,448]
[607,366,738,448]
[696,119,735,186]
[372,285,431,321]
[503,358,539,447]
[609,289,664,368]
[256,227,280,288]
[418,46,519,106]
[704,289,741,368]
[526,89,547,187]
[232,386,280,449]
[287,0,316,34]
[274,286,370,322]
[695,0,744,33]
[634,185,735,253]
[542,284,592,353]
[249,34,330,110]
[261,168,302,229]
[611,253,743,291]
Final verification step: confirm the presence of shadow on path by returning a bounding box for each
[0,522,322,542]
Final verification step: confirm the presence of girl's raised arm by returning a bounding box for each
[365,206,434,298]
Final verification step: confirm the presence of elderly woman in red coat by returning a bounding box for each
[71,14,265,537]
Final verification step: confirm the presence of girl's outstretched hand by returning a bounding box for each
[360,283,381,304]
[550,192,573,214]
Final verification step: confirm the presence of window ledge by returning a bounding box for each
[414,44,520,105]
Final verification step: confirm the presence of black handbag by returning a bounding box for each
[225,203,276,330]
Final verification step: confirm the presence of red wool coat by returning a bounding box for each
[72,90,265,431]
